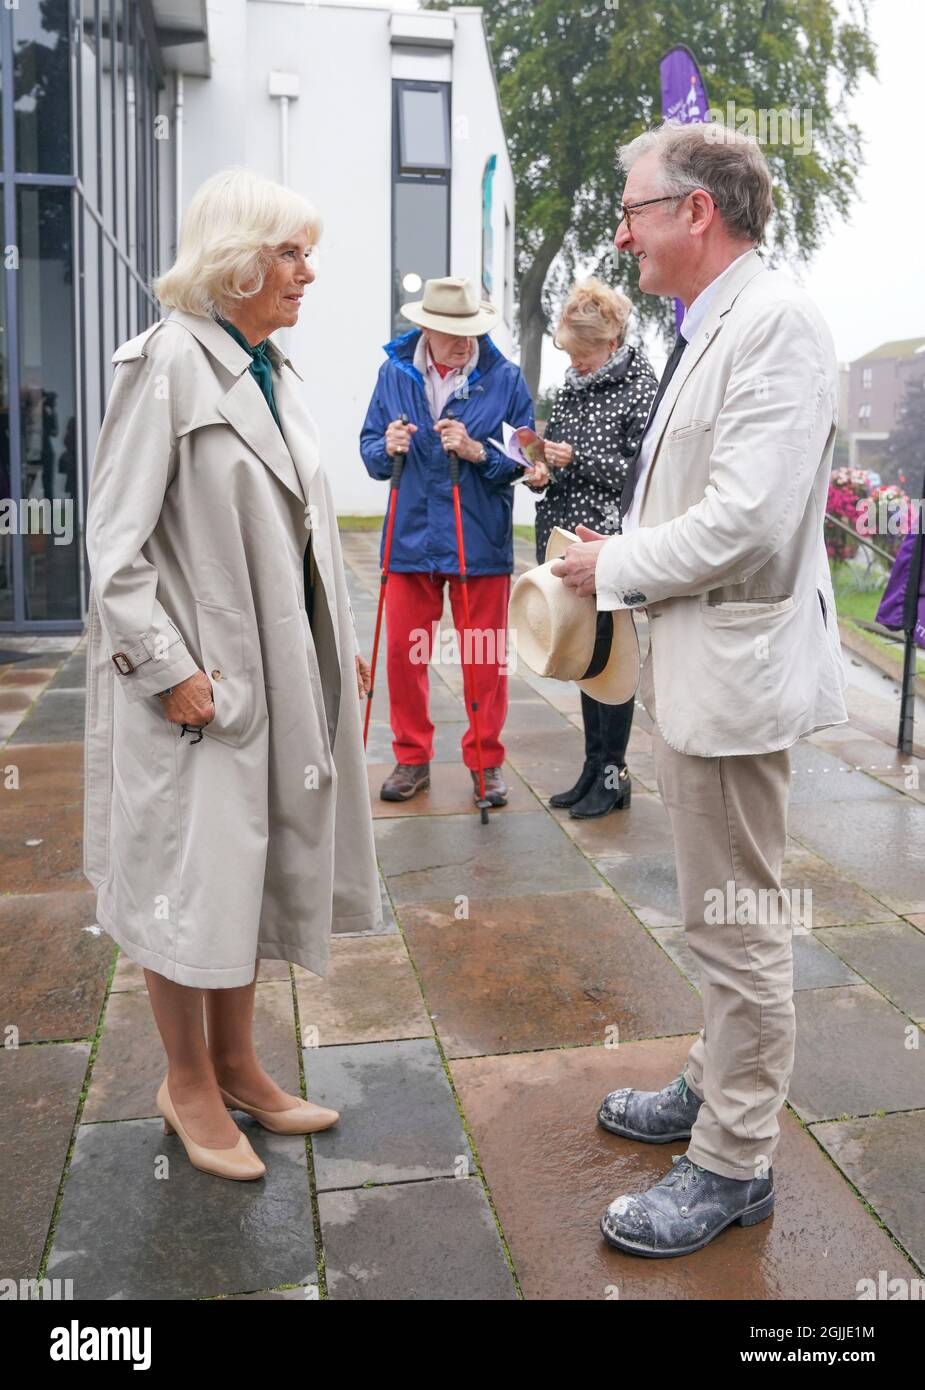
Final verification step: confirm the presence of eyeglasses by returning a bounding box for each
[618,190,719,233]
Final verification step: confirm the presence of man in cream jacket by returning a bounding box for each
[553,119,848,1258]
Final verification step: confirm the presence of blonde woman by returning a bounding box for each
[527,278,658,816]
[83,168,381,1181]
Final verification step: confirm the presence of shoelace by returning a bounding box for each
[666,1155,706,1191]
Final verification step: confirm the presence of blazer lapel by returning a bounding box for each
[638,251,767,513]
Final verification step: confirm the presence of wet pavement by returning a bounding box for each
[1,531,923,1300]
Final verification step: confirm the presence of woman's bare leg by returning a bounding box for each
[144,968,243,1147]
[204,969,301,1112]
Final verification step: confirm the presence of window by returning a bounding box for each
[858,403,871,421]
[862,366,872,389]
[12,0,72,174]
[392,80,451,335]
[397,84,450,174]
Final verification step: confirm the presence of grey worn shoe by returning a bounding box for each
[600,1155,774,1258]
[598,1072,703,1143]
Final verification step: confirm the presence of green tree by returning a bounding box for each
[426,0,876,396]
[885,374,925,493]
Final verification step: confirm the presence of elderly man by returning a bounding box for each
[361,276,534,806]
[553,120,848,1257]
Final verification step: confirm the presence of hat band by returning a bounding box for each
[580,611,614,680]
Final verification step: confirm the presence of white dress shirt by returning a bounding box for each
[597,250,753,608]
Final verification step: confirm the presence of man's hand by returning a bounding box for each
[434,418,482,462]
[549,523,608,597]
[385,418,418,457]
[356,653,371,699]
[157,670,214,727]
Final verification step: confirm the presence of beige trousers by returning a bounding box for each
[641,650,796,1180]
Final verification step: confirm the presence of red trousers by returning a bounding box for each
[384,571,511,769]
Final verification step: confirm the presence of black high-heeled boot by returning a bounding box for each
[548,758,598,808]
[550,692,603,808]
[569,763,631,818]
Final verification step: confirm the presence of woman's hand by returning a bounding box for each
[356,653,371,700]
[524,458,551,489]
[157,670,215,727]
[385,418,417,457]
[544,441,574,468]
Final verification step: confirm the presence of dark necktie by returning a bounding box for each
[619,330,687,522]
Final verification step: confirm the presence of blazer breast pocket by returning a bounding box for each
[195,601,252,747]
[668,419,712,444]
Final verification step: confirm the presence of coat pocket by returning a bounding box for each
[195,601,252,747]
[700,595,795,622]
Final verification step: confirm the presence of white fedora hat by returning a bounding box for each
[401,275,501,336]
[508,527,640,705]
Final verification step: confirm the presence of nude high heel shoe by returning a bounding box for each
[217,1084,340,1135]
[156,1078,266,1180]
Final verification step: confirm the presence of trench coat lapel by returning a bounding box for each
[272,360,345,682]
[166,308,306,504]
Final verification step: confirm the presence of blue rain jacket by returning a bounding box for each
[359,329,535,575]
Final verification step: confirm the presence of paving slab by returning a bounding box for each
[8,689,86,744]
[0,892,112,1042]
[47,649,87,690]
[816,920,925,1020]
[0,802,86,893]
[0,1041,90,1280]
[397,889,700,1058]
[320,1177,518,1300]
[305,1039,469,1191]
[811,1109,925,1272]
[294,934,431,1046]
[83,980,301,1123]
[782,844,901,928]
[363,719,472,764]
[554,788,676,859]
[595,853,681,926]
[0,740,83,806]
[789,985,925,1122]
[375,810,600,905]
[787,739,897,803]
[451,1039,919,1299]
[45,1118,314,1299]
[788,801,925,916]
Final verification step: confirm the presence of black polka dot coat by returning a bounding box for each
[531,344,659,564]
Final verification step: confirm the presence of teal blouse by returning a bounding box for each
[217,316,282,430]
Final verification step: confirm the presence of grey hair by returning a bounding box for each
[618,120,772,242]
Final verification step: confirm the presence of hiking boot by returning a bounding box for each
[600,1154,775,1258]
[471,766,507,806]
[598,1072,703,1142]
[380,762,430,802]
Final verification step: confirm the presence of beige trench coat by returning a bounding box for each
[82,308,382,987]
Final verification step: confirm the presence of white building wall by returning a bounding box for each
[163,0,523,516]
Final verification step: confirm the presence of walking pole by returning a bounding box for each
[445,412,492,825]
[364,412,409,749]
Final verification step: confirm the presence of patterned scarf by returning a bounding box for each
[564,343,630,392]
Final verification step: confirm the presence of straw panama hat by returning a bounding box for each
[401,276,501,336]
[508,527,640,704]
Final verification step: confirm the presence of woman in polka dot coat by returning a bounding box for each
[527,279,658,817]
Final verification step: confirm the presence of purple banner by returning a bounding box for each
[659,47,710,331]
